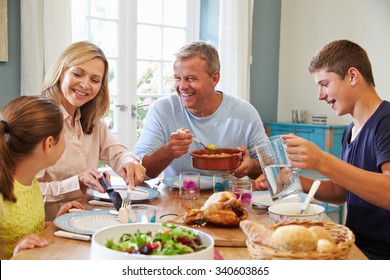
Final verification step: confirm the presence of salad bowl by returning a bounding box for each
[90,223,215,260]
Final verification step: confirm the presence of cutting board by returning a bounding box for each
[167,210,269,247]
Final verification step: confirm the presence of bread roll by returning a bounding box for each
[269,225,317,252]
[240,220,273,244]
[316,239,336,253]
[309,226,335,244]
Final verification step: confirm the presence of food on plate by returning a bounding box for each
[239,221,337,253]
[105,223,207,255]
[184,191,247,226]
[118,207,137,224]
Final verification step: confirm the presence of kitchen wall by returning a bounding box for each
[0,0,20,107]
[277,0,390,125]
[250,0,281,123]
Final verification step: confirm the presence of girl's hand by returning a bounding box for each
[13,233,49,256]
[56,200,85,217]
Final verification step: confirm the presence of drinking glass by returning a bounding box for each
[127,204,157,223]
[231,179,252,212]
[212,172,233,193]
[254,135,302,201]
[179,172,201,211]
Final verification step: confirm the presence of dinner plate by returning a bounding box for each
[54,210,121,235]
[87,186,159,202]
[162,176,213,190]
[252,190,306,208]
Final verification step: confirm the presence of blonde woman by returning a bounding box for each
[40,41,146,220]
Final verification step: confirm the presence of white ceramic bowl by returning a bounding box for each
[90,223,214,260]
[268,202,325,224]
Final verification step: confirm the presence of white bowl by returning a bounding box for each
[90,223,214,260]
[268,202,325,224]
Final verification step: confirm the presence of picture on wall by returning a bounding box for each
[0,0,8,62]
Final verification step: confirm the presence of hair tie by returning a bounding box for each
[0,119,11,133]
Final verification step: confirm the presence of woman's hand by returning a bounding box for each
[116,150,147,189]
[117,159,146,190]
[78,168,107,193]
[13,234,49,257]
[56,200,85,217]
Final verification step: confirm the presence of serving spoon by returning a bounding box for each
[191,137,217,151]
[300,180,321,214]
[177,129,217,151]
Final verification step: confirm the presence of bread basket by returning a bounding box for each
[246,220,355,260]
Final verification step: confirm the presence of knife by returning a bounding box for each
[88,200,114,207]
[99,173,122,211]
[54,230,91,241]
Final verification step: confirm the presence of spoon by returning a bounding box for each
[177,129,217,151]
[191,137,217,151]
[300,180,321,214]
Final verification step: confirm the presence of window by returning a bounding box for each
[72,0,200,147]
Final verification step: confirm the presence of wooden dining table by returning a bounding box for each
[11,178,367,260]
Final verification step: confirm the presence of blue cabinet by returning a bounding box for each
[264,122,347,157]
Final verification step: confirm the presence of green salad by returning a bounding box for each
[105,223,207,255]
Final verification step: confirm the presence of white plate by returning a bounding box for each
[252,190,306,208]
[54,210,121,235]
[162,176,213,190]
[87,186,159,202]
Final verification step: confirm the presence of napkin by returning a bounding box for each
[214,248,224,260]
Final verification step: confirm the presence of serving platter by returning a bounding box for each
[54,210,121,235]
[162,176,213,190]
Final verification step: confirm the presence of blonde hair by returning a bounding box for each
[42,41,110,134]
[0,96,63,202]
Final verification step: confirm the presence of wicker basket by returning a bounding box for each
[247,220,355,260]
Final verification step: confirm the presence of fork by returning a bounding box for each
[121,185,132,209]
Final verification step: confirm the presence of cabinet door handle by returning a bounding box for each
[293,129,315,133]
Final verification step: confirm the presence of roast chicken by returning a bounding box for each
[184,191,247,227]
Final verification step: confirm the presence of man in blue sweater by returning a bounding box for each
[133,41,268,180]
